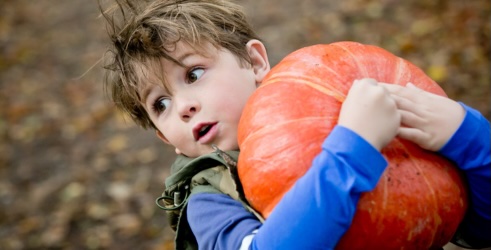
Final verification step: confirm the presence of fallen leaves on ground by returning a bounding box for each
[0,0,489,249]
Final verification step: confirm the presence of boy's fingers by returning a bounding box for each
[378,82,404,91]
[391,94,420,112]
[353,78,377,87]
[406,82,426,92]
[406,82,418,89]
[397,127,429,146]
[379,82,425,101]
[399,109,425,128]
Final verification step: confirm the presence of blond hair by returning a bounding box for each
[101,0,260,128]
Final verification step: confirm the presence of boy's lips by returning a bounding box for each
[193,122,218,143]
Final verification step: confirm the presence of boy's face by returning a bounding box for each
[140,41,270,157]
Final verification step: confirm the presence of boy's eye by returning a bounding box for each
[153,98,171,114]
[187,68,204,83]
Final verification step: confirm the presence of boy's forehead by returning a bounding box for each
[171,41,217,62]
[145,42,218,81]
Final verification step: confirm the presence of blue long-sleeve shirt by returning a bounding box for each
[187,104,491,250]
[439,103,491,247]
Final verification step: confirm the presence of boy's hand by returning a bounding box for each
[339,78,400,151]
[381,83,465,151]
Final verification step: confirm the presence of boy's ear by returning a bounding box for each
[246,39,270,84]
[156,130,183,155]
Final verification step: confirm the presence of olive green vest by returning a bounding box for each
[156,147,264,250]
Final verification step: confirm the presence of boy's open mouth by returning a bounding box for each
[193,122,217,141]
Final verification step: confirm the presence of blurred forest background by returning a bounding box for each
[0,0,489,249]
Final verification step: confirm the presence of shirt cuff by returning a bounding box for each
[323,125,387,187]
[438,103,483,165]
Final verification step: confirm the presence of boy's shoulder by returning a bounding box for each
[157,149,248,227]
[172,149,242,199]
[160,149,241,213]
[156,149,261,249]
[165,148,241,190]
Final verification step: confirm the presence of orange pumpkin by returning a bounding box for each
[237,41,468,249]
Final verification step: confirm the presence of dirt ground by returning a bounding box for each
[0,0,489,249]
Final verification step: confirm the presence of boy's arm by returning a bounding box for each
[188,125,387,250]
[250,125,388,249]
[186,193,262,249]
[441,104,491,248]
[187,79,400,249]
[384,83,491,248]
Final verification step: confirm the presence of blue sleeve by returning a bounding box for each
[187,125,387,250]
[187,193,262,250]
[439,103,491,247]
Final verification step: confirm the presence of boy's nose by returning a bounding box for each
[177,99,200,120]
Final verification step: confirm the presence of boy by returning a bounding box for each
[101,0,490,249]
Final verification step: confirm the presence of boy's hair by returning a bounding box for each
[101,0,261,129]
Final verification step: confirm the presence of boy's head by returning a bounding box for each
[102,0,270,157]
